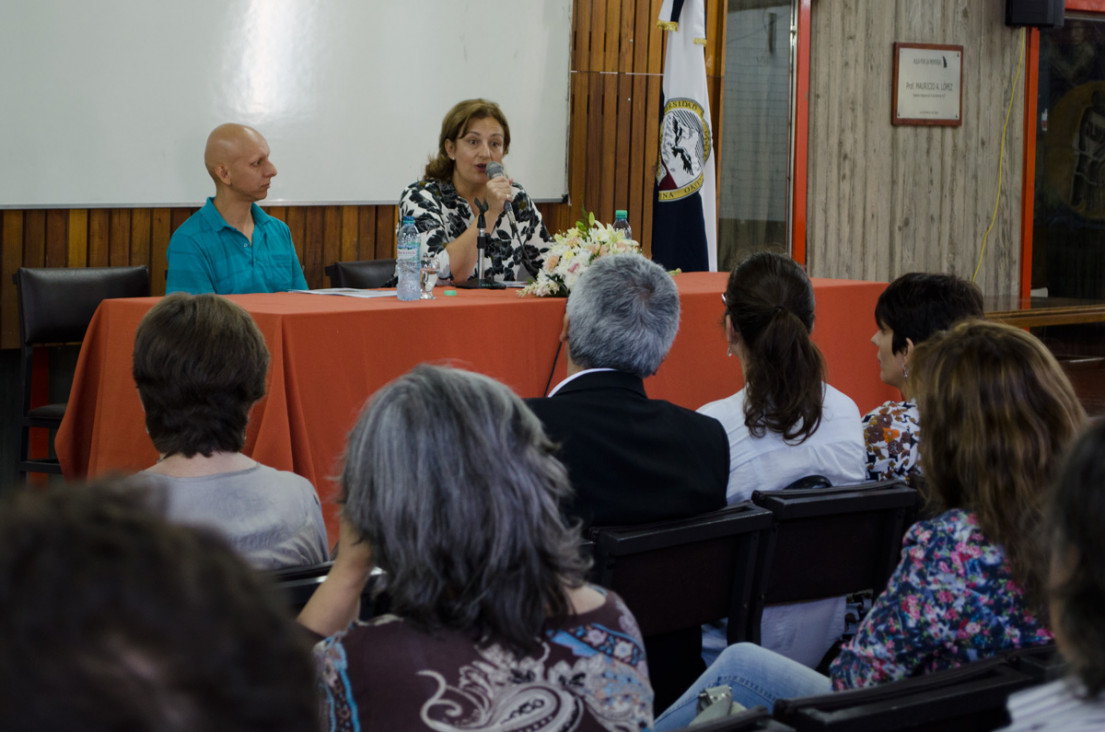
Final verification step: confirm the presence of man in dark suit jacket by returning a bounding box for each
[526,254,729,531]
[526,254,730,711]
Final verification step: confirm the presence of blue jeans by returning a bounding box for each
[653,643,832,730]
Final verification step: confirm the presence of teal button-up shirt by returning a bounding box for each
[166,198,309,294]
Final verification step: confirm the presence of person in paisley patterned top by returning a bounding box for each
[399,99,552,283]
[863,272,983,488]
[297,364,653,731]
[654,320,1086,729]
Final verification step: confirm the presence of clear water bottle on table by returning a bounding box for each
[396,216,420,301]
[613,209,632,240]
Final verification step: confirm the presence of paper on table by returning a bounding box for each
[290,288,398,298]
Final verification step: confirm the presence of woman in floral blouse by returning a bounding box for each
[863,272,983,487]
[654,320,1086,729]
[398,99,551,284]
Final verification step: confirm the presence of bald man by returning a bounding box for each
[166,124,309,294]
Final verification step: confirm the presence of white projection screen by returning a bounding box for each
[0,1,572,208]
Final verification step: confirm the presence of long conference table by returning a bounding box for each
[55,272,897,541]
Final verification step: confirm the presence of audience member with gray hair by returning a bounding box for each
[525,253,729,710]
[297,364,654,731]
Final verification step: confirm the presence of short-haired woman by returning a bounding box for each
[864,272,984,486]
[298,365,653,731]
[698,252,866,667]
[1003,420,1105,730]
[134,293,328,570]
[655,320,1085,730]
[398,98,551,283]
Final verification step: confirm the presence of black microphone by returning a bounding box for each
[484,161,520,240]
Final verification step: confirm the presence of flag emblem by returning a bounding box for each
[656,98,712,201]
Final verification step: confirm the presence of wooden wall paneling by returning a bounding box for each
[284,207,306,277]
[45,210,68,267]
[585,75,606,217]
[362,207,380,262]
[574,0,592,69]
[605,0,622,70]
[600,74,619,219]
[614,74,633,217]
[642,73,663,254]
[339,206,359,262]
[648,0,665,76]
[2,211,24,348]
[374,206,395,260]
[321,205,342,285]
[67,210,89,268]
[24,211,46,268]
[618,0,635,72]
[129,208,151,270]
[569,71,590,228]
[109,209,130,265]
[589,0,606,72]
[630,73,649,241]
[302,207,325,289]
[633,0,650,72]
[164,208,194,286]
[151,208,171,294]
[87,210,110,267]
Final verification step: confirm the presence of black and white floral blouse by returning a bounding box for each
[398,178,550,282]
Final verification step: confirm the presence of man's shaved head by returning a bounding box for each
[204,123,266,182]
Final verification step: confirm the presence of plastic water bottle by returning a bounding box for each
[613,209,632,240]
[396,216,420,301]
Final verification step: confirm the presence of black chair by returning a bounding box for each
[590,502,775,713]
[741,480,919,645]
[268,562,387,618]
[1001,642,1067,683]
[13,265,150,477]
[773,655,1038,731]
[325,259,396,288]
[268,561,333,612]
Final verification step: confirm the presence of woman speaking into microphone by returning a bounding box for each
[399,99,551,284]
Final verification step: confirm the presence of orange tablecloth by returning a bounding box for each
[56,273,896,541]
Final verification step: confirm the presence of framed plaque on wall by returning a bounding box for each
[892,42,964,127]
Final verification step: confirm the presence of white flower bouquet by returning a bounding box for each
[520,212,641,297]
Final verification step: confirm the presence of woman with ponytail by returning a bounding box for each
[698,252,866,668]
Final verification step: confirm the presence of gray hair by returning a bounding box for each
[565,254,680,377]
[340,364,589,654]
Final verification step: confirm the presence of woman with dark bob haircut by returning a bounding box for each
[655,320,1085,729]
[697,252,866,668]
[398,98,552,284]
[864,272,984,486]
[1003,420,1105,730]
[134,293,328,570]
[297,364,653,730]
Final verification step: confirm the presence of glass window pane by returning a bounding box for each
[1034,16,1105,298]
[718,0,794,271]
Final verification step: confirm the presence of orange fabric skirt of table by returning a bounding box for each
[55,272,897,542]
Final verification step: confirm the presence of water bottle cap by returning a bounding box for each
[615,210,627,219]
[403,216,414,225]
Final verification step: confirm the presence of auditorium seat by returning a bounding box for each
[325,259,396,288]
[741,480,919,645]
[13,265,150,478]
[589,502,774,712]
[773,655,1037,731]
[268,562,386,619]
